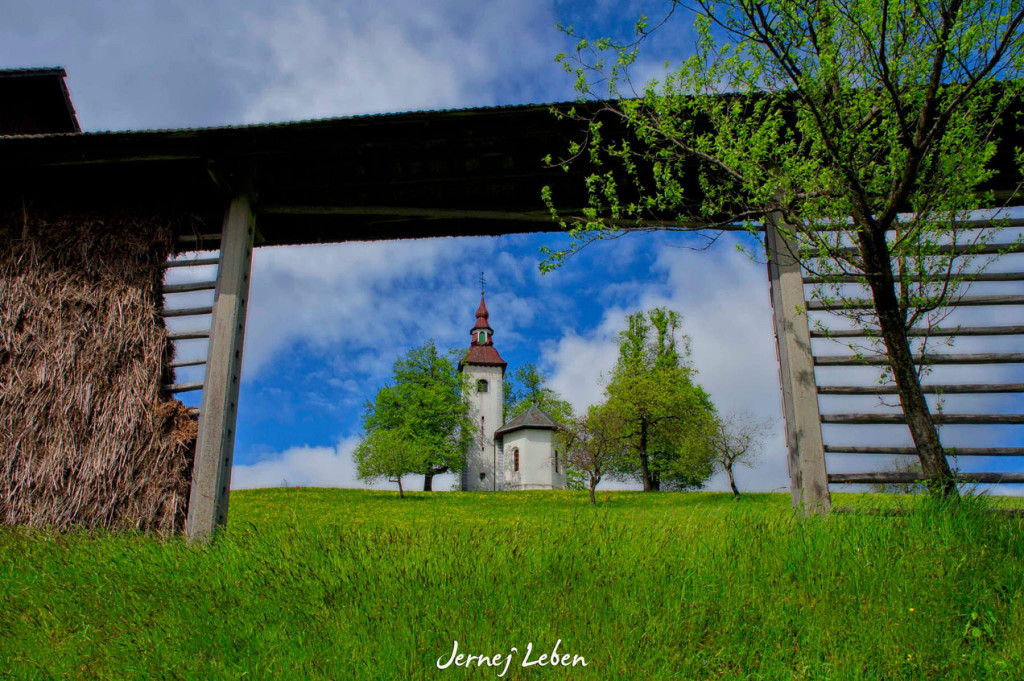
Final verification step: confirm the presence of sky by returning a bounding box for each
[4,0,1022,495]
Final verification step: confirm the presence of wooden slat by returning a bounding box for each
[161,306,214,318]
[828,472,1024,484]
[807,294,1024,311]
[163,257,220,269]
[168,330,211,341]
[169,358,206,368]
[814,352,1024,366]
[165,381,204,394]
[821,413,1024,425]
[818,383,1024,395]
[804,271,1024,284]
[824,446,1024,455]
[177,233,222,243]
[163,280,217,294]
[811,325,1024,338]
[810,242,1024,258]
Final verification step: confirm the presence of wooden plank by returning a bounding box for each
[163,280,217,294]
[187,195,255,541]
[766,215,830,513]
[168,330,211,341]
[177,233,222,243]
[163,257,220,269]
[812,242,1024,258]
[818,383,1024,395]
[165,381,203,394]
[807,294,1024,311]
[811,325,1024,338]
[824,446,1024,455]
[161,306,214,318]
[169,358,206,368]
[804,271,1024,284]
[828,472,1024,484]
[815,352,1024,366]
[821,413,1024,425]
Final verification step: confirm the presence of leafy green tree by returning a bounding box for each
[711,410,773,498]
[545,1,1024,495]
[361,341,474,491]
[561,405,627,504]
[503,362,574,424]
[603,308,718,491]
[354,428,427,498]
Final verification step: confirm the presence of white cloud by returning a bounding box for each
[231,436,364,489]
[242,0,559,122]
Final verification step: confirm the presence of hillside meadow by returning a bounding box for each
[2,489,1024,680]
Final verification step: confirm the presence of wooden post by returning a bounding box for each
[765,216,831,513]
[186,195,255,540]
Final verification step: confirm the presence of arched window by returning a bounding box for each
[477,379,488,393]
[479,472,486,480]
[478,331,487,344]
[554,450,559,474]
[513,448,519,472]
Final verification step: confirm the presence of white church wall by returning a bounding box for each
[461,363,504,491]
[500,428,565,490]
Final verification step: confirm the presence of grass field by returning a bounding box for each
[2,489,1024,680]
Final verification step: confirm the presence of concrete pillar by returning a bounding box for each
[765,215,831,513]
[186,195,255,540]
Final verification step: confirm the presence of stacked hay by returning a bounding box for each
[0,208,202,533]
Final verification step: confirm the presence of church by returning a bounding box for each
[458,293,567,491]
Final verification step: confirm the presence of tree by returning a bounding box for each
[545,1,1024,495]
[503,362,574,425]
[361,341,474,491]
[561,406,626,504]
[711,410,772,498]
[354,428,427,498]
[603,308,718,491]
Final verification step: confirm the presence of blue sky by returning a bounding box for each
[4,0,1021,494]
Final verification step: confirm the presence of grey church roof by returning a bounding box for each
[494,405,560,437]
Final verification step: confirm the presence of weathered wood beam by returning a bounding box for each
[821,413,1024,425]
[169,358,206,368]
[812,242,1024,258]
[163,280,217,294]
[766,215,830,513]
[824,445,1024,455]
[804,271,1024,284]
[167,330,211,341]
[187,195,254,542]
[807,294,1024,311]
[163,257,220,269]
[828,472,1024,484]
[165,381,204,394]
[811,325,1024,338]
[818,383,1024,395]
[814,352,1024,366]
[161,306,214,318]
[177,233,222,243]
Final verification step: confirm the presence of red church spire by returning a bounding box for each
[460,289,507,372]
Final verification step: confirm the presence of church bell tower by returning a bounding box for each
[458,289,506,491]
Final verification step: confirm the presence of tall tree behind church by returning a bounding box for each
[604,309,718,491]
[503,363,573,425]
[362,340,474,491]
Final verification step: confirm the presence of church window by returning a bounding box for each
[555,450,559,473]
[477,379,488,393]
[513,448,519,472]
[479,472,486,480]
[478,331,486,343]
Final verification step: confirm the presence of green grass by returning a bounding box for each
[2,490,1024,680]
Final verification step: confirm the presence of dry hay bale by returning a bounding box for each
[0,207,205,533]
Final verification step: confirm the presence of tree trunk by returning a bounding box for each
[726,466,739,498]
[588,477,597,505]
[638,421,653,491]
[397,476,404,499]
[423,473,433,491]
[858,229,956,495]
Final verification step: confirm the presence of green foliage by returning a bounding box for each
[603,308,718,490]
[353,428,426,497]
[361,340,473,480]
[2,490,1024,679]
[503,362,574,425]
